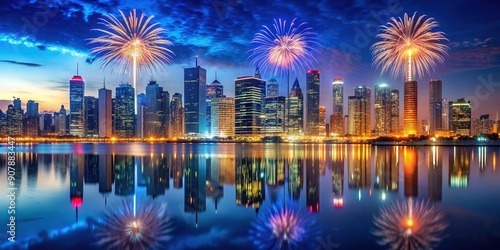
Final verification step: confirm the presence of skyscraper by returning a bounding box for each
[98,87,112,138]
[442,98,449,130]
[25,100,39,137]
[390,89,400,134]
[211,97,235,137]
[319,106,326,136]
[354,85,371,136]
[267,77,279,97]
[145,81,169,138]
[235,74,266,135]
[6,103,23,136]
[287,78,304,135]
[55,105,67,136]
[450,98,471,136]
[429,79,443,135]
[306,70,320,135]
[374,83,391,136]
[206,73,224,135]
[83,96,98,137]
[348,96,362,135]
[170,93,184,138]
[69,74,85,137]
[26,100,39,117]
[184,60,207,136]
[404,80,418,136]
[264,96,286,134]
[136,93,146,138]
[115,84,136,138]
[331,77,344,136]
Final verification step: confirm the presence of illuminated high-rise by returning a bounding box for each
[98,87,112,138]
[287,78,304,135]
[319,106,326,136]
[264,96,286,134]
[450,98,471,136]
[267,77,279,97]
[69,74,85,137]
[145,81,169,138]
[390,89,400,134]
[184,60,207,135]
[25,100,39,137]
[348,96,362,136]
[206,73,224,135]
[404,80,418,135]
[211,97,235,137]
[83,96,98,137]
[170,93,184,138]
[115,83,136,138]
[6,103,23,136]
[306,70,320,135]
[331,77,344,136]
[442,98,449,130]
[429,79,443,135]
[354,85,371,136]
[235,74,266,135]
[374,83,391,136]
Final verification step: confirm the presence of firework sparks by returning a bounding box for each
[249,201,320,250]
[248,18,320,77]
[371,13,448,81]
[94,198,173,250]
[372,198,448,250]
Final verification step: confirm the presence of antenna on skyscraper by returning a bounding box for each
[215,69,217,80]
[76,63,79,75]
[196,56,198,67]
[103,74,106,89]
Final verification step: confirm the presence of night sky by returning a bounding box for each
[1,0,499,120]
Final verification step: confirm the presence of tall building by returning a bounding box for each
[474,114,493,135]
[98,87,112,138]
[13,98,21,110]
[184,60,207,135]
[83,96,98,137]
[55,105,67,136]
[144,81,169,138]
[331,77,344,136]
[26,100,39,117]
[264,96,286,134]
[442,98,449,130]
[206,73,224,135]
[25,100,39,137]
[267,77,279,97]
[136,93,147,138]
[306,70,320,135]
[319,106,326,136]
[429,79,443,135]
[170,93,184,138]
[404,80,418,135]
[390,89,400,134]
[347,96,362,135]
[115,84,136,138]
[69,74,85,137]
[450,98,471,136]
[211,97,235,137]
[287,78,304,135]
[6,103,23,136]
[354,85,371,136]
[235,74,266,135]
[374,84,391,136]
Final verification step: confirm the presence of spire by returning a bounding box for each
[196,56,198,67]
[103,74,106,89]
[215,70,217,80]
[254,66,261,79]
[292,77,300,89]
[76,62,79,75]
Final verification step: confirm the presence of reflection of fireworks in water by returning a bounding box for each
[94,199,173,250]
[249,201,320,250]
[373,198,448,250]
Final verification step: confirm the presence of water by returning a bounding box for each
[1,143,499,249]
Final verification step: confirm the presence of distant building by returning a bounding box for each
[115,84,136,138]
[136,93,146,138]
[350,85,371,136]
[319,106,326,136]
[206,73,224,135]
[144,81,169,138]
[69,74,85,137]
[287,78,304,135]
[348,96,362,136]
[306,70,320,135]
[98,87,112,138]
[267,77,279,97]
[429,80,443,135]
[55,105,67,136]
[83,96,98,137]
[264,96,286,134]
[442,98,449,130]
[211,97,235,137]
[170,93,184,138]
[235,74,266,136]
[184,61,207,136]
[450,98,471,136]
[390,89,400,134]
[404,80,418,135]
[374,84,391,136]
[473,114,493,135]
[6,103,23,136]
[331,77,344,136]
[25,100,39,137]
[26,100,39,117]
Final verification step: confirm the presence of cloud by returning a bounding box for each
[169,227,231,250]
[0,60,42,67]
[438,46,500,73]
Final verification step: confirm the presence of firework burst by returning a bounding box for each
[372,198,448,250]
[371,12,448,81]
[94,198,173,250]
[249,201,321,250]
[248,18,320,77]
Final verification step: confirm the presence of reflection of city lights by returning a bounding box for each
[373,198,447,249]
[333,198,344,208]
[381,193,386,201]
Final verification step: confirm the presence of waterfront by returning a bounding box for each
[1,143,500,249]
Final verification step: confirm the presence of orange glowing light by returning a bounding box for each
[405,218,414,227]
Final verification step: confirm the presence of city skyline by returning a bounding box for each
[1,0,500,121]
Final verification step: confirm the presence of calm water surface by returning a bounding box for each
[1,143,500,249]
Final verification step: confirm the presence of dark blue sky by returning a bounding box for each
[0,0,499,119]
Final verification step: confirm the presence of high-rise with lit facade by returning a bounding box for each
[136,93,146,138]
[98,87,112,138]
[347,96,362,135]
[264,96,286,134]
[354,85,371,136]
[287,78,304,135]
[55,105,67,136]
[442,98,449,130]
[211,97,235,137]
[306,70,320,135]
[267,77,279,97]
[331,77,344,136]
[184,61,207,136]
[26,100,38,117]
[319,106,326,136]
[25,100,39,137]
[115,83,136,138]
[6,103,23,136]
[429,79,443,135]
[170,93,184,138]
[83,96,98,137]
[374,83,391,136]
[69,74,85,137]
[390,89,400,134]
[206,74,224,135]
[145,81,169,138]
[235,73,266,136]
[450,98,471,136]
[404,80,418,135]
